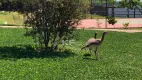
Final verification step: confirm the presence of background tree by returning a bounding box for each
[118,0,142,17]
[108,0,116,17]
[118,0,142,8]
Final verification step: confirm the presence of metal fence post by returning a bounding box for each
[105,0,108,29]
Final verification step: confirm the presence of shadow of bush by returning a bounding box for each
[0,45,75,59]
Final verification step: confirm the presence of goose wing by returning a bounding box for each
[86,38,101,46]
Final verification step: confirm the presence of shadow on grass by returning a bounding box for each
[83,54,98,60]
[83,57,97,60]
[0,45,75,59]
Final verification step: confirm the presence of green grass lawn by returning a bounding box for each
[0,11,105,26]
[0,28,142,80]
[0,11,24,25]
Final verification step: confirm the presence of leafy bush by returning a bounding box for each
[22,0,87,51]
[107,16,117,25]
[123,22,129,29]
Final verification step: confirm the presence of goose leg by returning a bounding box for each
[89,48,92,55]
[94,47,98,60]
[94,47,102,60]
[89,48,91,54]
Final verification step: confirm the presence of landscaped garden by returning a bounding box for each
[0,28,142,79]
[0,0,142,79]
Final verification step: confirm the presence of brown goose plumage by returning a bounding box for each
[81,32,107,60]
[81,32,107,50]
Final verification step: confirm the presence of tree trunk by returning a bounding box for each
[44,30,49,51]
[112,2,115,17]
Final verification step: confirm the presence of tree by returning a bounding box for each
[118,0,142,8]
[22,0,86,52]
[118,0,142,17]
[107,0,116,17]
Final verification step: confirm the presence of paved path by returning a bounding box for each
[1,18,142,33]
[76,18,142,29]
[86,29,142,33]
[0,26,24,28]
[75,18,142,33]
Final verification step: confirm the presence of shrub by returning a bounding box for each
[22,0,87,51]
[107,16,117,25]
[123,22,129,29]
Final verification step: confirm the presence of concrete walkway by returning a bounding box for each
[76,18,142,29]
[0,26,24,28]
[87,29,142,33]
[1,18,142,33]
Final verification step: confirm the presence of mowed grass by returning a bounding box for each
[0,11,105,26]
[0,28,142,80]
[0,11,23,25]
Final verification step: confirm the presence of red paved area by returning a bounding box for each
[75,18,142,29]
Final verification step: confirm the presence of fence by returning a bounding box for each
[76,6,142,29]
[90,6,142,18]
